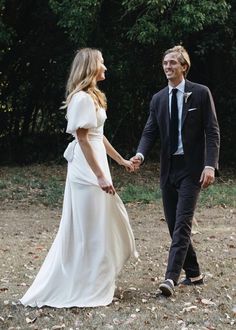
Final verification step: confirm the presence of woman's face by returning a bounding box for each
[96,54,107,82]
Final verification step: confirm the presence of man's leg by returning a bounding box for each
[182,240,201,279]
[162,179,178,239]
[165,175,200,284]
[159,182,178,296]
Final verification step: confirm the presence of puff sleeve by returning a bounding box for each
[66,91,97,134]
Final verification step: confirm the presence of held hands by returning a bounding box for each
[120,159,135,172]
[97,175,116,195]
[130,155,142,171]
[199,168,215,188]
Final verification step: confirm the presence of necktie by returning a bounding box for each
[170,88,179,154]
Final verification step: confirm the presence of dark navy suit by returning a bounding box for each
[137,80,220,282]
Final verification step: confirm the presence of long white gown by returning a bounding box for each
[20,91,138,308]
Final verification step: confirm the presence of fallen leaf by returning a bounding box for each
[113,318,121,325]
[182,305,198,312]
[0,287,8,291]
[26,317,37,324]
[201,298,216,306]
[51,325,65,330]
[192,230,201,235]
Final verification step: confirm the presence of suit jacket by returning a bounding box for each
[137,80,220,188]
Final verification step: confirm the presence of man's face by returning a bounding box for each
[162,52,187,85]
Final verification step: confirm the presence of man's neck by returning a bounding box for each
[168,77,185,88]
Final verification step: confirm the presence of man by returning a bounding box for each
[131,45,220,297]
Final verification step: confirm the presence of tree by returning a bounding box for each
[0,0,235,164]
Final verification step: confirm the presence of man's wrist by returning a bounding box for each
[205,166,215,171]
[136,152,144,163]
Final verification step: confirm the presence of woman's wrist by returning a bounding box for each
[116,155,124,166]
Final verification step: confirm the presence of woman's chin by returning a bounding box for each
[97,76,105,82]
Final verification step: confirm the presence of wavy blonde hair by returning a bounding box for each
[62,48,107,109]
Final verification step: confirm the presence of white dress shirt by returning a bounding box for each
[168,79,185,155]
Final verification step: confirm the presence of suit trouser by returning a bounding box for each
[161,155,201,284]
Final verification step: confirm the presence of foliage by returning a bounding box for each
[0,1,73,163]
[0,0,235,165]
[0,0,15,49]
[49,0,102,45]
[122,0,230,44]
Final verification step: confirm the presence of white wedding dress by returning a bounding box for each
[20,91,138,308]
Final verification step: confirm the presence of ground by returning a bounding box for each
[0,164,235,330]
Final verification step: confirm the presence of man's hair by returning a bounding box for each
[163,45,191,77]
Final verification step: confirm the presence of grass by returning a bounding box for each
[0,163,235,208]
[119,184,161,204]
[0,164,65,208]
[199,180,236,208]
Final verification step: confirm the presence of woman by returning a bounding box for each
[20,48,138,308]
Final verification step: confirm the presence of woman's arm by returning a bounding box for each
[103,136,134,171]
[76,128,115,194]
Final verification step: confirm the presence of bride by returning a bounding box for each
[20,48,138,308]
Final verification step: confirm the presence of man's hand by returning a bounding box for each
[121,159,135,172]
[199,168,215,188]
[130,155,142,171]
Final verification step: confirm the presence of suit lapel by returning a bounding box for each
[182,80,194,127]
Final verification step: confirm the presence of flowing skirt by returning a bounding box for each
[20,176,138,308]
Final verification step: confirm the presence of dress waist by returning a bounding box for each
[64,136,103,162]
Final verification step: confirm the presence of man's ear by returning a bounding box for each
[182,64,188,73]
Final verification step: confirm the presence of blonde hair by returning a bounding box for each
[163,45,191,77]
[62,48,107,109]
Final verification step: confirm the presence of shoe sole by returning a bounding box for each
[179,279,204,286]
[159,284,174,297]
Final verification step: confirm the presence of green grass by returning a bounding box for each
[0,165,65,207]
[199,181,236,208]
[0,165,235,208]
[120,184,161,203]
[119,180,236,208]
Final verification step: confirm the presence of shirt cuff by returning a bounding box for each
[136,152,144,163]
[205,166,215,171]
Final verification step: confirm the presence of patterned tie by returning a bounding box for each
[170,88,179,154]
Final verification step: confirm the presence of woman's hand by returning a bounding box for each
[97,175,116,195]
[130,155,142,171]
[120,159,135,172]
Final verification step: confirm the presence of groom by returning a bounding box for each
[131,45,220,297]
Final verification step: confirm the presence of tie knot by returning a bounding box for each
[172,88,178,95]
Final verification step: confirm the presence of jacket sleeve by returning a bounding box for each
[137,96,159,158]
[203,87,220,170]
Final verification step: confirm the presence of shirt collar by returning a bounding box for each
[168,79,185,94]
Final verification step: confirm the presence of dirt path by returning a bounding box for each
[0,202,235,329]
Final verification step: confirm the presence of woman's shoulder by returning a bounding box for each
[72,90,93,102]
[69,91,95,109]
